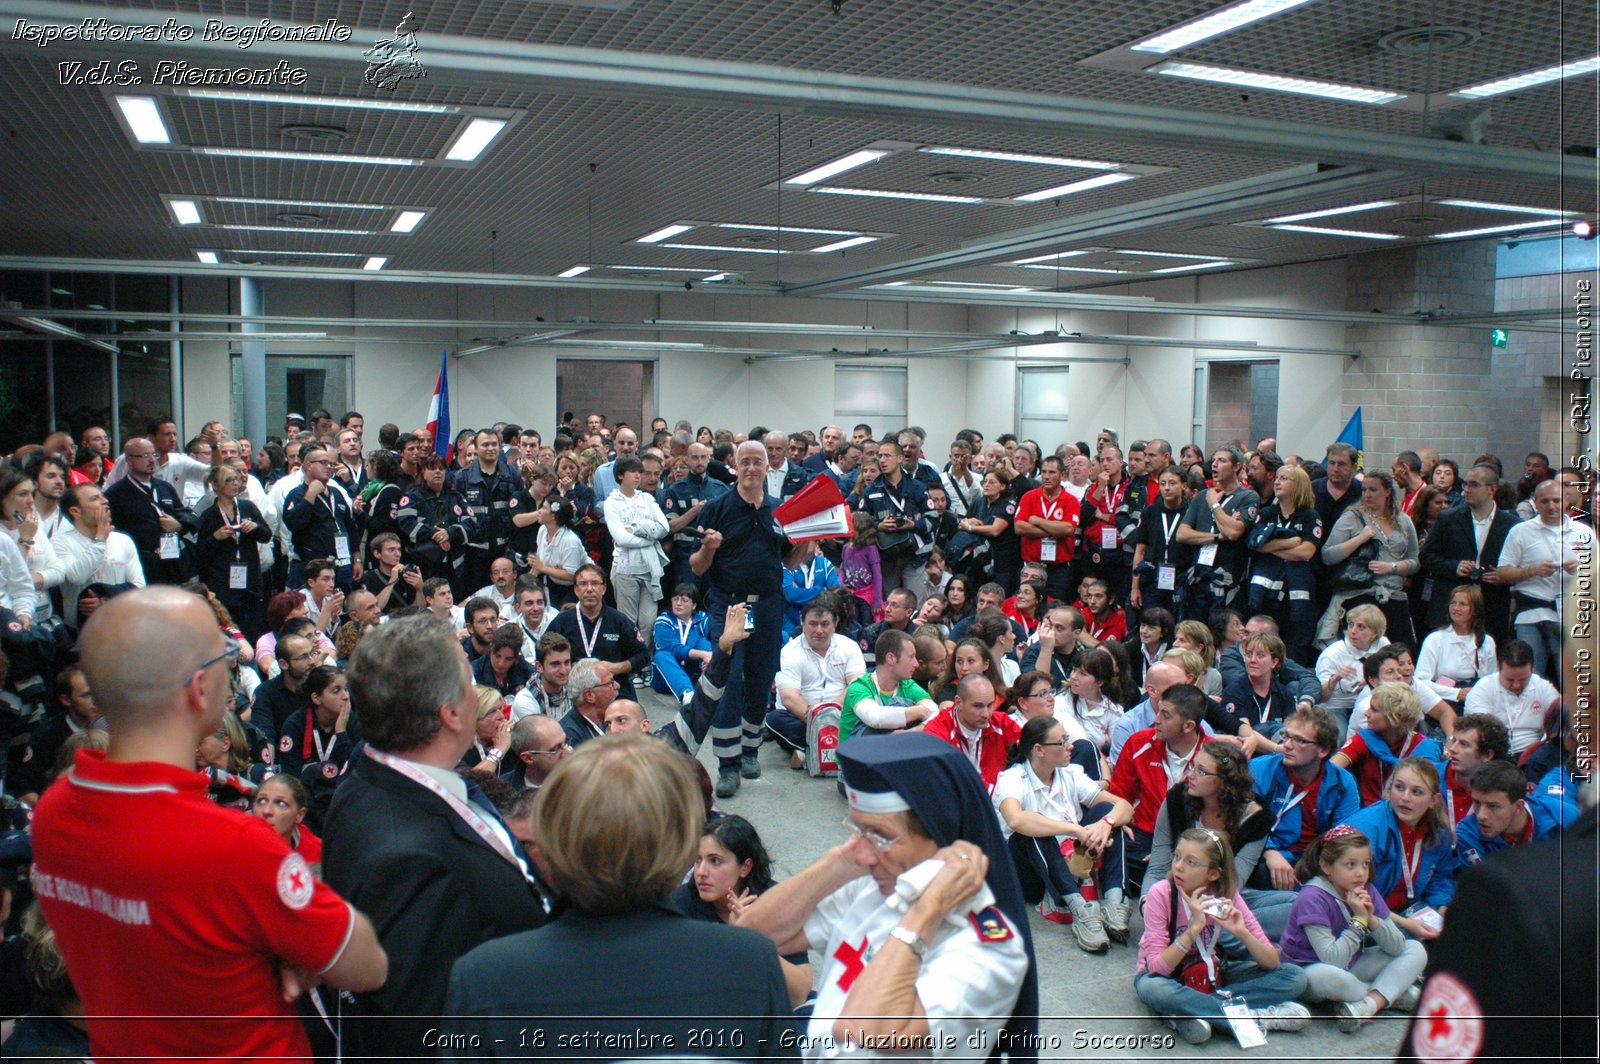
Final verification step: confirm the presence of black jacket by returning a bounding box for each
[103,476,198,584]
[1418,505,1519,638]
[322,753,547,1061]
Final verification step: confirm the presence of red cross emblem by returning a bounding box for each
[1411,973,1483,1064]
[832,935,870,991]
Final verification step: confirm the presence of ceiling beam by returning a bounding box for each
[12,0,1589,190]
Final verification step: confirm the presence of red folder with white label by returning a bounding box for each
[774,474,852,541]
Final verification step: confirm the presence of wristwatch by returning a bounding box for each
[888,925,929,958]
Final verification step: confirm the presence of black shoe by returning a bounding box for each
[715,768,740,798]
[740,751,762,780]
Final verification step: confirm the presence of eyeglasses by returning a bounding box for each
[1185,763,1217,778]
[1033,739,1069,748]
[841,815,903,853]
[184,643,241,686]
[1279,732,1317,747]
[528,742,572,758]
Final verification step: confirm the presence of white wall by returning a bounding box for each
[174,257,1351,455]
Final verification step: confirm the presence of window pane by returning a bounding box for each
[555,359,654,433]
[834,365,907,419]
[119,343,173,439]
[0,340,50,453]
[1018,368,1070,418]
[54,343,112,441]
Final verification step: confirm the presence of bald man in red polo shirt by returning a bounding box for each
[30,587,387,1063]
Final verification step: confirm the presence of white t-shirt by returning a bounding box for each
[1415,629,1498,696]
[1463,673,1561,755]
[1499,517,1593,624]
[775,633,866,707]
[1315,636,1391,702]
[1350,677,1444,733]
[992,761,1103,840]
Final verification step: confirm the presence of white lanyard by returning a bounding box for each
[799,560,817,588]
[309,719,333,764]
[575,610,602,658]
[675,618,692,645]
[1159,509,1181,546]
[363,747,523,869]
[1271,786,1311,831]
[1194,925,1219,983]
[1399,836,1423,901]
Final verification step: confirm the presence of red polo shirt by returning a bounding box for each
[31,750,357,1064]
[1014,486,1080,564]
[1108,727,1210,834]
[922,705,1020,791]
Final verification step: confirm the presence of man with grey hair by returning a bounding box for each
[762,430,807,501]
[503,713,571,791]
[322,614,547,1060]
[803,424,845,477]
[561,657,617,748]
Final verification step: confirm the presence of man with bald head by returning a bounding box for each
[31,588,387,1062]
[663,440,729,586]
[503,713,571,791]
[602,699,651,734]
[1107,660,1190,766]
[590,426,639,516]
[691,439,789,797]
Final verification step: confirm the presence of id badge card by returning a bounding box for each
[1157,565,1177,591]
[1222,1001,1267,1049]
[1403,904,1444,933]
[1040,538,1057,562]
[1100,526,1118,549]
[158,532,181,559]
[228,564,250,590]
[1197,542,1218,567]
[333,535,352,565]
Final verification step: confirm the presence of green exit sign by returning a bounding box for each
[1490,328,1510,348]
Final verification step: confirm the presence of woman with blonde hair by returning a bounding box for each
[439,735,796,1049]
[1247,464,1322,663]
[1173,619,1224,697]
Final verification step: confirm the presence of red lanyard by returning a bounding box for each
[363,747,523,869]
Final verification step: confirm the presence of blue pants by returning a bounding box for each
[1516,620,1562,681]
[1008,800,1126,905]
[1135,962,1307,1033]
[704,589,785,770]
[1070,738,1101,780]
[763,706,809,752]
[651,649,701,703]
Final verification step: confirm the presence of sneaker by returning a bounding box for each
[1250,1001,1311,1032]
[1069,901,1109,953]
[740,751,762,780]
[715,767,741,798]
[1038,896,1072,925]
[1164,1017,1212,1045]
[1391,985,1422,1013]
[1336,997,1379,1033]
[1101,895,1130,943]
[789,750,805,770]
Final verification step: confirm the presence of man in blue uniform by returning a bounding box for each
[104,438,199,585]
[451,427,523,593]
[394,455,479,595]
[281,444,362,589]
[662,442,728,588]
[692,440,788,798]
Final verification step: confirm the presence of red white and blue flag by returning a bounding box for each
[426,350,452,461]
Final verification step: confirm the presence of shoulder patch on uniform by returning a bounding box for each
[277,852,315,910]
[969,905,1015,943]
[322,762,339,779]
[398,496,410,506]
[278,734,293,753]
[1411,972,1483,1064]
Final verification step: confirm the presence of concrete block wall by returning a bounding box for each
[1341,241,1497,467]
[1490,273,1572,465]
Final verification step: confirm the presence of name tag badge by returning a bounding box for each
[1157,565,1177,591]
[158,532,181,559]
[1040,538,1057,562]
[1100,526,1119,550]
[1222,1001,1267,1048]
[1197,543,1218,567]
[333,535,352,565]
[229,564,250,590]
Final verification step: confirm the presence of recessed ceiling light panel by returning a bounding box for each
[1130,0,1320,54]
[1014,171,1139,202]
[1453,55,1600,99]
[783,149,890,186]
[1271,224,1401,240]
[443,117,508,162]
[114,95,171,143]
[1154,61,1406,104]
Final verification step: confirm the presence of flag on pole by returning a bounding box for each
[427,350,452,462]
[1336,407,1363,469]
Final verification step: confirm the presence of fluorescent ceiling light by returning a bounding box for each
[363,257,389,271]
[444,117,509,162]
[1154,61,1405,104]
[1263,200,1400,223]
[1431,219,1567,240]
[700,273,732,282]
[1014,251,1093,265]
[783,149,890,186]
[196,147,421,165]
[390,210,427,233]
[812,186,984,204]
[1111,249,1229,260]
[661,243,789,255]
[233,249,364,258]
[212,196,394,211]
[1272,224,1401,240]
[170,199,202,225]
[115,95,171,143]
[810,236,879,253]
[1014,171,1138,202]
[715,223,861,236]
[1453,55,1600,99]
[195,251,219,264]
[175,88,459,113]
[557,265,591,278]
[216,224,377,235]
[637,223,695,244]
[924,280,1035,289]
[1015,264,1129,274]
[919,146,1119,170]
[1436,199,1575,218]
[878,282,910,287]
[1131,0,1320,54]
[609,264,723,273]
[1150,261,1235,273]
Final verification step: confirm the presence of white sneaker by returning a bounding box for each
[1336,997,1379,1033]
[1101,894,1130,943]
[1251,1001,1311,1032]
[1165,1016,1212,1044]
[1391,985,1422,1013]
[1069,900,1109,953]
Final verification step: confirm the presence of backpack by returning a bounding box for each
[805,702,843,778]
